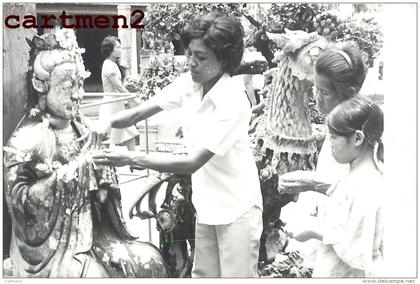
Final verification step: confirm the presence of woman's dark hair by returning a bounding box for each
[315,42,367,101]
[100,36,127,80]
[180,13,244,75]
[100,36,120,58]
[327,96,384,162]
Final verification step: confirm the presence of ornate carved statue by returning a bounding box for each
[3,29,167,277]
[129,171,195,277]
[250,29,328,263]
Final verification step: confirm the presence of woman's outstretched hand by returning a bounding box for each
[92,148,134,167]
[278,170,329,195]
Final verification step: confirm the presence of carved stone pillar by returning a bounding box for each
[3,2,37,261]
[130,27,138,75]
[117,4,133,72]
[3,3,36,144]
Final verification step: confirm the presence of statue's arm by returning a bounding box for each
[3,126,61,245]
[4,159,59,245]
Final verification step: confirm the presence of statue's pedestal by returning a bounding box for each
[3,258,13,277]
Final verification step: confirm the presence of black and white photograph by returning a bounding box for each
[1,1,417,281]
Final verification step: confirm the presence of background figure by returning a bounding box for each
[278,43,367,269]
[99,36,139,151]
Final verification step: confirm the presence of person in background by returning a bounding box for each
[99,36,139,151]
[285,96,384,277]
[90,13,263,277]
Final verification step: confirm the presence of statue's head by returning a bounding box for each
[27,29,90,120]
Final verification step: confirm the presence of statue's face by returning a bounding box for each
[46,63,85,119]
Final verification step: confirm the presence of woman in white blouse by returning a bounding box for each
[90,14,263,277]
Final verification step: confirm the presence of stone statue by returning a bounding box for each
[3,29,167,277]
[249,29,328,264]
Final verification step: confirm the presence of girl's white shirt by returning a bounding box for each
[282,132,350,268]
[313,167,384,277]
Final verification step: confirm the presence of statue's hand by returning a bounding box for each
[54,153,93,183]
[33,160,58,179]
[83,118,112,151]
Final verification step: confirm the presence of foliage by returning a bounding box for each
[258,251,313,278]
[264,3,325,33]
[138,51,189,101]
[241,4,326,67]
[336,13,383,67]
[313,10,344,40]
[124,75,143,93]
[311,10,384,67]
[141,4,383,117]
[142,3,243,47]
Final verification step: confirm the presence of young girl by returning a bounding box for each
[285,96,384,277]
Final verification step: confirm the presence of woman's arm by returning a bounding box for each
[278,170,331,195]
[93,147,215,175]
[86,101,163,149]
[132,148,214,174]
[108,72,129,93]
[4,160,59,245]
[110,100,163,129]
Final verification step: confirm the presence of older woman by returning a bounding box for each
[99,36,139,151]
[90,13,263,277]
[279,44,367,194]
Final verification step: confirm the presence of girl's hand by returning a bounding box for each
[284,224,314,242]
[284,217,322,242]
[92,148,134,167]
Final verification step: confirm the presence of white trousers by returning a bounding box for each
[192,206,262,278]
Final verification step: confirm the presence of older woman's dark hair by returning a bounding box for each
[315,42,367,101]
[100,36,120,58]
[181,13,244,75]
